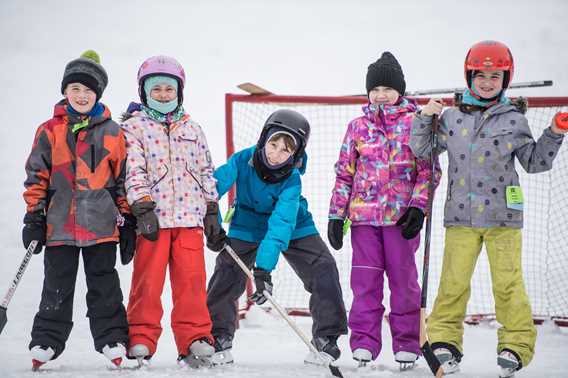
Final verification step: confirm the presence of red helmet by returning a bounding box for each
[464,40,514,89]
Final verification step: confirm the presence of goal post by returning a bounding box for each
[225,92,568,326]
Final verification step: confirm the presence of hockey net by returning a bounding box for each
[225,93,568,326]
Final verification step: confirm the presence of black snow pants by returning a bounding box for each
[29,242,128,359]
[207,234,347,342]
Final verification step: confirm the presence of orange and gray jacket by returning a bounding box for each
[23,100,130,247]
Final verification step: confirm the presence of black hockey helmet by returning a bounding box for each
[253,109,311,183]
[256,109,310,156]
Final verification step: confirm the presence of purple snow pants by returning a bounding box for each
[349,225,421,359]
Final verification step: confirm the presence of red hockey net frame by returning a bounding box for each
[225,93,568,327]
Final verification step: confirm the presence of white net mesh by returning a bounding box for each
[227,95,568,321]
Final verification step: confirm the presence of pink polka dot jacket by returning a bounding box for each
[121,109,218,228]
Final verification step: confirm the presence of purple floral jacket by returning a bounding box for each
[329,98,441,226]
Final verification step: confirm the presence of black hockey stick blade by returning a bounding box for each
[420,309,443,377]
[421,340,443,377]
[328,363,344,378]
[0,306,7,335]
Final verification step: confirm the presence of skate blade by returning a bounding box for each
[356,360,370,368]
[179,354,213,369]
[398,361,416,371]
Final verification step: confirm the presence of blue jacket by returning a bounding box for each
[214,146,318,271]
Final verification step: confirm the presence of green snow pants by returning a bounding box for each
[427,226,536,367]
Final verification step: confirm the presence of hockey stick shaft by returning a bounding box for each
[223,244,344,378]
[420,116,444,377]
[406,80,552,96]
[0,240,38,335]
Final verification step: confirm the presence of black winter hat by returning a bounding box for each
[61,50,108,101]
[365,51,406,96]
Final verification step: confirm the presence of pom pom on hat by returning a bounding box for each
[80,49,101,64]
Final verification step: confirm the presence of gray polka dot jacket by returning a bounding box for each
[410,103,564,229]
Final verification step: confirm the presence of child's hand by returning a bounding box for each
[421,98,444,116]
[552,112,568,135]
[249,268,273,305]
[327,219,344,250]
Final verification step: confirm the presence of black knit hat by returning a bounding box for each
[365,51,406,96]
[61,50,108,101]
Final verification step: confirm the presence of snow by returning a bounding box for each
[1,0,567,377]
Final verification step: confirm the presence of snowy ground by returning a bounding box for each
[1,0,568,377]
[1,301,567,378]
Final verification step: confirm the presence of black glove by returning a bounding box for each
[119,213,137,265]
[203,202,221,239]
[396,207,425,240]
[327,219,344,250]
[249,268,273,305]
[130,200,159,241]
[22,211,46,254]
[206,227,229,252]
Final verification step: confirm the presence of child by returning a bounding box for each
[23,50,134,370]
[410,40,567,377]
[205,109,348,366]
[121,55,219,366]
[328,51,441,370]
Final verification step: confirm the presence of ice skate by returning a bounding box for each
[102,342,126,367]
[128,344,151,368]
[353,348,372,368]
[304,336,340,366]
[498,349,520,378]
[30,345,54,371]
[433,347,459,374]
[178,338,215,369]
[395,351,418,371]
[211,335,234,366]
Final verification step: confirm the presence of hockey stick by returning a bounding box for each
[419,114,444,377]
[223,244,344,378]
[0,240,38,335]
[405,80,552,96]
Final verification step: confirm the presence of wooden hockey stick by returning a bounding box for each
[420,115,444,377]
[223,244,344,378]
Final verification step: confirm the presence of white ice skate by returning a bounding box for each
[128,344,151,368]
[498,350,520,378]
[304,350,336,366]
[211,349,234,366]
[434,347,459,374]
[30,345,55,371]
[304,337,340,367]
[395,351,418,371]
[178,338,215,368]
[353,348,372,368]
[102,343,126,367]
[211,336,234,366]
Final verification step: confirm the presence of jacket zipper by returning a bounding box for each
[90,144,95,173]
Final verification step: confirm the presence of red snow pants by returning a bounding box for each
[127,227,212,356]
